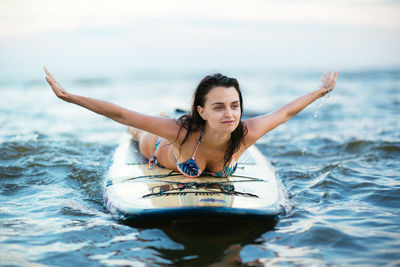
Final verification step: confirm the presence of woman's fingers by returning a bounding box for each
[45,74,57,88]
[44,66,54,79]
[44,67,61,89]
[320,70,339,95]
[44,67,55,84]
[334,71,339,81]
[330,71,338,87]
[44,67,68,99]
[322,70,339,82]
[45,75,51,85]
[44,67,59,87]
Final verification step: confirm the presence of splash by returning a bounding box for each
[313,92,330,119]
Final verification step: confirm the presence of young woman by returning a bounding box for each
[45,68,338,178]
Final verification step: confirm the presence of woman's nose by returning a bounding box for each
[225,108,233,117]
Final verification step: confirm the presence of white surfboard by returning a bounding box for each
[104,133,288,223]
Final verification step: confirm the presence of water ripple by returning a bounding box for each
[1,71,399,266]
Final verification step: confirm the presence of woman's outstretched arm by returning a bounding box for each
[244,70,338,146]
[44,67,180,141]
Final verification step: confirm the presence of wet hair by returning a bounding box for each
[175,73,248,171]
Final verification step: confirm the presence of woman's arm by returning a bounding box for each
[244,71,338,146]
[44,67,180,141]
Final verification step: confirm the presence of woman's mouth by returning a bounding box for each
[222,120,235,125]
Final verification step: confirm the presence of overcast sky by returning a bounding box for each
[1,0,399,79]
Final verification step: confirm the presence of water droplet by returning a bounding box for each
[312,94,328,120]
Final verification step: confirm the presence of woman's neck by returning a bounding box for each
[202,125,231,148]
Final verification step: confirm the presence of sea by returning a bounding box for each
[1,68,399,266]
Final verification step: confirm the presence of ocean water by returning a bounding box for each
[0,69,399,266]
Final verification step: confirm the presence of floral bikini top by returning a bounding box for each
[172,130,238,178]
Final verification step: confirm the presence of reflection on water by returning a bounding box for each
[132,220,277,266]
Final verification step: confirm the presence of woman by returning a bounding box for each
[45,67,338,178]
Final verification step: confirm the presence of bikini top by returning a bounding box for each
[172,129,238,178]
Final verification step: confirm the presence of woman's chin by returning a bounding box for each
[220,123,239,132]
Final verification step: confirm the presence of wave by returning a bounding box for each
[0,135,114,202]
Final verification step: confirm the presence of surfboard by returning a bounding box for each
[104,133,288,224]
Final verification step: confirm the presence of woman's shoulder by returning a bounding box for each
[242,117,266,147]
[174,116,204,143]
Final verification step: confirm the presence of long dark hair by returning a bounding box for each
[175,73,247,169]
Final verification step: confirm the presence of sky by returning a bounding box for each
[0,0,399,80]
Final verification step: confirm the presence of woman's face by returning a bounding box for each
[197,86,241,133]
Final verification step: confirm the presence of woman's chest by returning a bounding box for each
[195,148,238,172]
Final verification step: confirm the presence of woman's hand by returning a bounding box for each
[44,67,70,101]
[320,70,339,96]
[244,70,339,145]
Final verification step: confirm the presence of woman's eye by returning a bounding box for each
[215,106,223,110]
